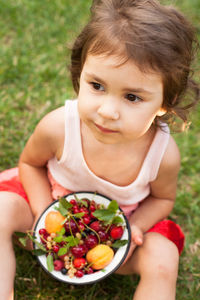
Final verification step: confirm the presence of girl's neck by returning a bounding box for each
[81,121,156,155]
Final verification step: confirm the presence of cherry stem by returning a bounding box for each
[83,222,101,244]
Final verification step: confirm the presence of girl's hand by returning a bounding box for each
[122,224,143,265]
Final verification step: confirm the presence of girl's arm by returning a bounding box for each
[126,136,181,254]
[19,106,65,222]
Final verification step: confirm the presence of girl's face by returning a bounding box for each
[78,54,165,145]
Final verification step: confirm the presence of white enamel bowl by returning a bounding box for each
[34,192,131,284]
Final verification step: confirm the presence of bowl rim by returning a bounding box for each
[33,191,131,285]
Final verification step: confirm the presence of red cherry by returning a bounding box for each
[75,269,85,278]
[79,207,89,217]
[53,260,64,271]
[39,228,47,235]
[90,221,101,232]
[110,225,124,240]
[73,258,86,269]
[98,230,109,242]
[90,205,96,212]
[72,205,80,214]
[83,215,91,225]
[71,245,87,258]
[64,219,78,235]
[53,245,60,253]
[85,267,94,274]
[78,222,85,231]
[85,234,98,249]
[70,199,77,205]
[40,233,49,244]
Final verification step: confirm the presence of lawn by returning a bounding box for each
[0,0,200,299]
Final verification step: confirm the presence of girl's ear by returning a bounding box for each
[156,107,167,117]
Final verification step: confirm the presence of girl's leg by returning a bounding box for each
[116,232,179,300]
[0,192,34,300]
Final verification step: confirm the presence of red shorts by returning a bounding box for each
[0,168,185,254]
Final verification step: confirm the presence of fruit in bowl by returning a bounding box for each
[24,192,131,284]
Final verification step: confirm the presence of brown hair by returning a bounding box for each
[70,0,200,129]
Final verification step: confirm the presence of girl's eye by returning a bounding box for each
[125,93,141,102]
[91,82,104,91]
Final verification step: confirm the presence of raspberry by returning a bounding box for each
[53,260,64,271]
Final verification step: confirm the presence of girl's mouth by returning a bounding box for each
[95,123,118,133]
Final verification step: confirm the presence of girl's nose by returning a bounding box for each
[97,98,120,120]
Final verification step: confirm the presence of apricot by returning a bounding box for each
[86,244,114,270]
[45,211,65,234]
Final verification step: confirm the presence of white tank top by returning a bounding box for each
[48,100,170,214]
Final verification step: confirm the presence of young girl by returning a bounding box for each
[0,0,199,299]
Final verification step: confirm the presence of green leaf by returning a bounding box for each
[73,212,85,218]
[112,216,124,224]
[107,200,119,212]
[32,249,47,256]
[59,197,72,210]
[47,254,54,272]
[61,217,68,225]
[65,236,79,247]
[14,231,27,238]
[55,205,68,216]
[73,194,80,202]
[58,247,68,256]
[92,209,116,223]
[33,240,47,252]
[58,227,66,235]
[112,240,128,248]
[53,236,63,243]
[19,237,27,247]
[79,198,88,207]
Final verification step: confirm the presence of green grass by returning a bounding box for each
[0,0,200,299]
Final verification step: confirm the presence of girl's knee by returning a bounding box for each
[0,192,33,233]
[139,232,179,279]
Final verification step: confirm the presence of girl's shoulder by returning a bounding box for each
[33,106,66,158]
[36,106,65,136]
[157,134,180,180]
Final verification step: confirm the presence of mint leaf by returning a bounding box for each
[107,200,119,212]
[112,240,128,248]
[47,254,54,272]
